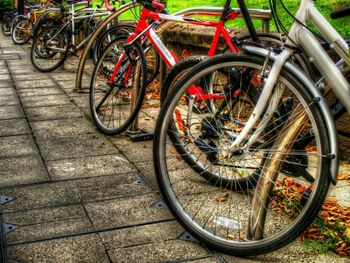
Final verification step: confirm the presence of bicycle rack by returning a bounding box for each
[74,4,271,141]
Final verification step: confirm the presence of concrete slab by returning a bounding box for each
[0,182,80,212]
[0,105,24,120]
[21,94,72,108]
[7,234,110,263]
[85,193,173,230]
[0,88,16,96]
[74,173,151,202]
[37,134,120,161]
[0,74,11,80]
[25,104,83,121]
[100,221,183,250]
[15,79,56,89]
[0,155,49,187]
[4,205,93,244]
[46,154,136,180]
[30,118,96,139]
[18,87,64,97]
[0,80,13,88]
[0,68,9,74]
[0,135,38,158]
[50,72,77,81]
[107,240,209,263]
[0,119,30,136]
[14,73,52,81]
[0,94,20,106]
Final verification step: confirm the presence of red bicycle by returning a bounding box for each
[89,0,310,135]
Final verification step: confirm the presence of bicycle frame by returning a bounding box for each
[108,1,243,86]
[227,0,349,183]
[47,2,110,49]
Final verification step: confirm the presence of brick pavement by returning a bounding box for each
[0,34,348,263]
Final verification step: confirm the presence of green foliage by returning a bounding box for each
[304,239,337,254]
[0,0,14,20]
[164,0,350,36]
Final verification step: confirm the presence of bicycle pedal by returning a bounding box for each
[126,130,154,142]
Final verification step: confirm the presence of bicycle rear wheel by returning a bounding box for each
[30,26,68,72]
[90,36,147,135]
[153,53,331,255]
[12,19,32,45]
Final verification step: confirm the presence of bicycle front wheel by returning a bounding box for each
[90,36,147,135]
[153,53,331,256]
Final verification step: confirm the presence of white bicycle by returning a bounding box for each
[153,0,349,256]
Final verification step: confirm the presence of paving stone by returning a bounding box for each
[0,94,20,106]
[0,135,38,158]
[0,182,80,212]
[30,118,96,139]
[0,74,11,80]
[14,73,51,81]
[37,134,120,161]
[57,80,76,90]
[0,119,30,136]
[136,161,159,191]
[46,154,136,180]
[25,104,83,121]
[85,193,172,230]
[0,155,49,187]
[75,173,151,201]
[21,94,72,107]
[7,234,110,263]
[107,240,208,263]
[0,68,9,74]
[4,205,93,244]
[15,79,56,89]
[0,87,16,96]
[0,80,12,88]
[50,72,77,81]
[0,53,20,60]
[18,87,64,97]
[184,257,220,263]
[0,105,23,119]
[100,221,183,250]
[328,181,350,207]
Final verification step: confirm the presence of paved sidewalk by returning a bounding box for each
[0,34,348,263]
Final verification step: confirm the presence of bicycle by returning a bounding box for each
[30,0,114,72]
[153,0,349,256]
[89,0,309,136]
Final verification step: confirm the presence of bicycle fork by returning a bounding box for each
[225,49,306,240]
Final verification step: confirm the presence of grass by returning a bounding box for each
[107,0,350,36]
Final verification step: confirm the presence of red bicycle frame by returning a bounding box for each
[109,0,242,86]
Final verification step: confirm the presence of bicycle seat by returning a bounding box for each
[330,7,350,19]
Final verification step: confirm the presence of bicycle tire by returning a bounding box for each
[2,16,12,36]
[90,36,147,135]
[12,19,32,45]
[92,24,135,64]
[153,53,331,256]
[30,26,68,72]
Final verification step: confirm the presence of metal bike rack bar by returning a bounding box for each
[74,5,271,92]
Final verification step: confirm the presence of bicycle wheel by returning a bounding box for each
[90,36,147,135]
[2,15,12,36]
[92,24,135,64]
[30,26,68,72]
[154,53,331,256]
[12,19,32,45]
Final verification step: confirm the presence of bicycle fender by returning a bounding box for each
[242,45,338,185]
